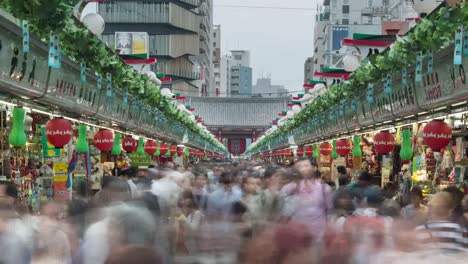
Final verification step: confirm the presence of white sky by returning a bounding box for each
[214,0,320,92]
[84,0,320,92]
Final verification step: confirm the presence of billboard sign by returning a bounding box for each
[332,26,349,51]
[115,32,149,58]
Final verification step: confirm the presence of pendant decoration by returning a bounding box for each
[48,32,61,69]
[366,83,374,104]
[384,72,392,95]
[21,20,29,54]
[402,67,407,87]
[415,51,423,82]
[427,52,433,74]
[454,25,463,65]
[80,62,86,83]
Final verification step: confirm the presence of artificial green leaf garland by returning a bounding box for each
[154,142,161,157]
[313,144,319,159]
[76,124,89,153]
[8,106,27,147]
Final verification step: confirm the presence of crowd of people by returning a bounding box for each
[0,158,467,264]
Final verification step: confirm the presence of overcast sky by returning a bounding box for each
[214,0,320,92]
[84,0,320,92]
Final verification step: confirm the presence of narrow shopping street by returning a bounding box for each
[0,1,467,263]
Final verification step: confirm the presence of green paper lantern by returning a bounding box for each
[400,129,413,161]
[8,107,27,147]
[352,136,362,157]
[185,147,190,157]
[332,140,339,159]
[137,137,145,155]
[313,144,319,159]
[111,133,122,155]
[76,124,89,153]
[165,145,172,157]
[154,142,161,157]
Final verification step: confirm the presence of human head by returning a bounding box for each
[178,190,197,210]
[428,192,455,220]
[362,187,385,208]
[193,172,208,188]
[174,165,185,173]
[219,171,235,191]
[337,166,347,176]
[136,168,147,178]
[338,176,350,187]
[443,186,464,219]
[410,186,423,206]
[0,181,18,209]
[72,178,89,198]
[358,171,372,186]
[383,182,398,198]
[242,175,260,195]
[264,165,287,188]
[294,158,318,179]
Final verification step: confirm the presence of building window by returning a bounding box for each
[331,0,337,8]
[342,19,349,25]
[213,42,216,47]
[343,0,349,4]
[213,32,216,37]
[342,5,350,14]
[234,55,242,60]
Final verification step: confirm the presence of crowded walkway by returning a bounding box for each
[1,158,467,264]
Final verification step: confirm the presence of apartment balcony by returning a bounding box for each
[173,0,202,9]
[99,1,200,34]
[157,57,200,80]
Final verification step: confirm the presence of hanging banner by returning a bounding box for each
[53,161,70,201]
[48,32,61,69]
[106,73,112,97]
[464,31,468,57]
[367,83,374,104]
[402,67,407,87]
[80,62,86,83]
[427,52,433,74]
[415,51,423,82]
[128,153,151,167]
[454,26,463,65]
[21,20,29,54]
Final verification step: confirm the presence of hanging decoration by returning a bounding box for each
[80,62,86,83]
[454,25,463,65]
[464,31,468,56]
[48,32,61,69]
[331,140,339,159]
[154,142,161,157]
[305,145,313,157]
[8,107,27,147]
[169,145,177,156]
[352,136,362,157]
[144,140,157,155]
[122,136,137,153]
[400,129,413,161]
[336,139,351,157]
[136,138,145,155]
[384,73,392,95]
[366,83,374,104]
[94,129,114,152]
[185,147,190,157]
[111,133,122,155]
[159,143,168,156]
[45,117,73,148]
[427,51,434,74]
[21,20,29,54]
[313,144,319,159]
[401,68,407,87]
[374,131,395,154]
[76,124,89,153]
[296,147,304,157]
[415,51,423,82]
[320,142,332,156]
[177,146,184,157]
[423,120,453,151]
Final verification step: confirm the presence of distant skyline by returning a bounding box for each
[84,0,320,93]
[214,0,319,92]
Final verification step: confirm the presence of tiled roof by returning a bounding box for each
[185,97,289,127]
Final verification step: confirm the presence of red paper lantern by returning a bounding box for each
[296,147,304,157]
[93,129,114,152]
[320,142,332,156]
[305,146,313,157]
[144,140,158,155]
[177,147,184,157]
[122,136,137,153]
[159,143,168,155]
[336,139,351,157]
[170,145,177,156]
[45,117,73,148]
[423,120,452,151]
[285,149,293,157]
[374,132,395,154]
